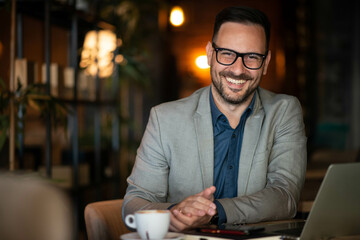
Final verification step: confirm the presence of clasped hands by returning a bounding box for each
[169,186,217,232]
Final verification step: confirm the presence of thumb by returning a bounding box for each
[199,186,216,199]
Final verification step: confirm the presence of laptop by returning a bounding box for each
[273,162,360,239]
[221,162,360,239]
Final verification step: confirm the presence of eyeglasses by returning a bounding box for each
[212,43,267,70]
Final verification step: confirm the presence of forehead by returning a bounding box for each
[215,22,267,53]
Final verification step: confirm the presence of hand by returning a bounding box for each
[174,186,216,217]
[169,186,217,232]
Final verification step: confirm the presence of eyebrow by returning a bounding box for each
[212,43,266,55]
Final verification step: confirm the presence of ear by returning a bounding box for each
[262,50,271,75]
[206,41,213,66]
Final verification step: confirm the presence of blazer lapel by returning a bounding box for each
[194,87,214,189]
[238,90,264,195]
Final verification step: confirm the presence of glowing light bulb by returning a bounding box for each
[170,6,184,27]
[195,55,209,69]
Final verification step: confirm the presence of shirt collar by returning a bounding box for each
[210,87,224,126]
[210,87,256,127]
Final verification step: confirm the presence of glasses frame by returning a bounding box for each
[212,43,268,70]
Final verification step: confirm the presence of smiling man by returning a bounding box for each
[122,6,307,232]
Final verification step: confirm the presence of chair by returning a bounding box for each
[84,199,131,240]
[0,175,73,240]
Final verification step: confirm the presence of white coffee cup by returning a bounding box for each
[125,209,170,240]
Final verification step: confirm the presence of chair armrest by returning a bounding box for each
[85,199,131,240]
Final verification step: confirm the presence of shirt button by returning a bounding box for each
[232,134,236,138]
[229,165,233,169]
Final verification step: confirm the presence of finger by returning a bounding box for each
[185,194,215,207]
[187,204,216,216]
[173,209,195,226]
[200,186,216,200]
[169,224,177,232]
[177,197,216,218]
[170,211,190,232]
[196,186,216,195]
[173,208,192,217]
[173,209,213,228]
[180,205,206,217]
[185,199,216,214]
[190,195,217,210]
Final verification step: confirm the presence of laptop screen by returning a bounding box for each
[299,162,360,239]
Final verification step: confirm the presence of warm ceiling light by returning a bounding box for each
[115,54,127,66]
[169,6,184,27]
[195,55,209,69]
[80,30,117,78]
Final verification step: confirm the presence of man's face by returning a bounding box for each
[206,22,271,106]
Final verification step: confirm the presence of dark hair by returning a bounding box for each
[212,6,271,50]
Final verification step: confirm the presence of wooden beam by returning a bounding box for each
[9,0,16,171]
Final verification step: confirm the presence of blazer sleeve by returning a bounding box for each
[218,96,307,224]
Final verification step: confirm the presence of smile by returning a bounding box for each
[225,77,246,85]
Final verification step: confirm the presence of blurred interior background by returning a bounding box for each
[0,0,359,239]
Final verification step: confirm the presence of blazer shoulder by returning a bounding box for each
[258,87,302,112]
[153,86,209,116]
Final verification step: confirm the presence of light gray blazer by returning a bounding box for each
[122,86,307,224]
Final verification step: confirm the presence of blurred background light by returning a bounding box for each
[80,30,117,78]
[195,55,209,69]
[169,6,184,27]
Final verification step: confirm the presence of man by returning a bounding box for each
[122,6,307,232]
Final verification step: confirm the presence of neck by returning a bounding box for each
[211,87,254,129]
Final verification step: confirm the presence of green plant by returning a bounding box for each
[0,78,69,152]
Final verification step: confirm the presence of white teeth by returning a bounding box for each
[226,77,246,85]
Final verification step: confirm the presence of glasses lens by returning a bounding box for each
[243,54,264,69]
[214,44,265,69]
[217,49,237,65]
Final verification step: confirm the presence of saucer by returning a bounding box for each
[120,232,185,240]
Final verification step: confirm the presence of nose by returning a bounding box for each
[229,56,248,74]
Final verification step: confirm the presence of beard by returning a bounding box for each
[211,69,258,105]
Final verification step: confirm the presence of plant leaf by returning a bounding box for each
[27,98,41,112]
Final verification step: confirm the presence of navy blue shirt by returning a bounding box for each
[210,88,255,225]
